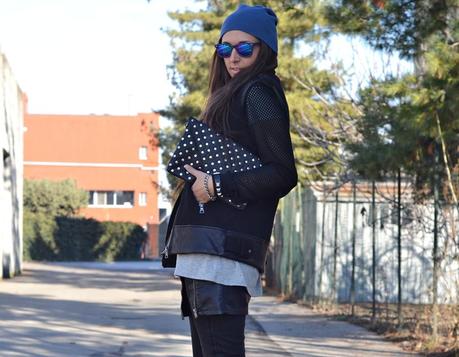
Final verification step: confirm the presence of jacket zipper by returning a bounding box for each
[192,279,198,318]
[160,238,172,259]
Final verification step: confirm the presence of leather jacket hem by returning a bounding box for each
[168,224,269,273]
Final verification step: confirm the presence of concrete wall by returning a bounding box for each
[0,52,23,279]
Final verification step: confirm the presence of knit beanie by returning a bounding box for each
[220,4,278,53]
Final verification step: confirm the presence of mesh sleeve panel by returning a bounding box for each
[219,83,298,201]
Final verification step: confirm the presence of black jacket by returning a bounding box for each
[163,73,297,273]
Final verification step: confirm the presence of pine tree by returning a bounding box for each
[160,0,355,190]
[326,0,459,196]
[325,0,459,345]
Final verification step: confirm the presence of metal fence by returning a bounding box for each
[265,181,459,305]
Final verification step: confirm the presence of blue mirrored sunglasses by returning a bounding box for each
[214,42,260,58]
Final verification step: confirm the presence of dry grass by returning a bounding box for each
[299,301,459,356]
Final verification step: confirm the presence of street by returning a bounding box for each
[0,262,417,356]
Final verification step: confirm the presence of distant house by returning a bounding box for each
[24,111,161,257]
[0,52,24,279]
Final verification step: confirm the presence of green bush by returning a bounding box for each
[23,179,146,261]
[93,221,146,261]
[23,214,146,261]
[23,180,147,261]
[24,179,88,216]
[54,216,102,261]
[23,210,58,261]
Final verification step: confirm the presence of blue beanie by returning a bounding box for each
[220,5,278,53]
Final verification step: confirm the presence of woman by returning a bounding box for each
[163,4,297,356]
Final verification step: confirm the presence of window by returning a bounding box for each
[139,146,148,160]
[107,191,115,205]
[139,192,147,206]
[115,191,134,206]
[88,190,134,207]
[89,191,95,204]
[95,192,105,205]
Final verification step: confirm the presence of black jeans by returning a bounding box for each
[182,278,248,357]
[189,313,246,357]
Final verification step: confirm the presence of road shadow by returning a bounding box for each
[0,262,192,356]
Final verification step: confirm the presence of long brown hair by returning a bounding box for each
[200,41,278,136]
[172,41,278,201]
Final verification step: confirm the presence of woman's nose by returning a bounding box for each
[229,48,240,62]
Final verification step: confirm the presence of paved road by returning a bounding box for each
[0,261,418,356]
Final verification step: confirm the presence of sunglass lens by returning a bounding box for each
[236,43,253,57]
[216,43,233,58]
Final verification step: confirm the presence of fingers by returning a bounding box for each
[192,182,208,203]
[184,164,199,176]
[184,165,208,203]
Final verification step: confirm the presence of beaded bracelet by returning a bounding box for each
[204,174,217,201]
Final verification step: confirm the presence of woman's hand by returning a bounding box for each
[184,165,215,203]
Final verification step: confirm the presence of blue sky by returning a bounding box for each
[0,1,411,115]
[0,0,205,115]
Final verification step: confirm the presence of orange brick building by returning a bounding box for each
[23,111,160,256]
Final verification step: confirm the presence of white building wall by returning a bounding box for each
[0,51,23,278]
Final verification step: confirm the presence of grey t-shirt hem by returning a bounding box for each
[174,253,263,297]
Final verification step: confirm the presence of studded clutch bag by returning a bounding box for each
[166,117,263,209]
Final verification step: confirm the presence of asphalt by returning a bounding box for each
[0,261,419,356]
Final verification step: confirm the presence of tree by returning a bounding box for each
[325,0,459,343]
[326,1,459,194]
[160,0,355,188]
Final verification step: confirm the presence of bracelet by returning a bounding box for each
[213,174,223,198]
[204,174,217,201]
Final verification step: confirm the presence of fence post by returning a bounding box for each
[350,180,357,316]
[273,208,283,292]
[318,183,326,302]
[333,184,339,304]
[372,180,377,322]
[432,143,440,340]
[397,169,403,327]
